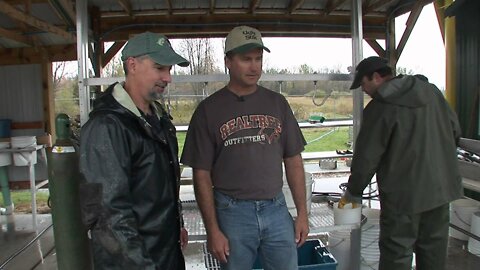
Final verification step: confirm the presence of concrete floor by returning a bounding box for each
[0,214,55,270]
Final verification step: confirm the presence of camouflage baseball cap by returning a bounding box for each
[224,26,270,54]
[121,32,190,67]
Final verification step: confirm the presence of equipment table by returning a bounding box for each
[0,145,48,233]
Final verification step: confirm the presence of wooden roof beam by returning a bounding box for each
[0,1,75,42]
[364,0,396,15]
[365,39,386,58]
[433,0,445,43]
[0,26,34,46]
[396,1,424,58]
[322,0,348,16]
[0,44,76,65]
[250,0,261,14]
[210,0,216,14]
[48,0,76,27]
[165,0,173,15]
[117,0,133,17]
[102,41,126,67]
[288,0,304,14]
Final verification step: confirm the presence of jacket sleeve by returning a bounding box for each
[347,102,395,199]
[446,102,462,145]
[79,114,156,269]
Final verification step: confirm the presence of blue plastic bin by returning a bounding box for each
[253,239,337,270]
[0,119,12,138]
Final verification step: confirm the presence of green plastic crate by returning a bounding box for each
[252,239,337,270]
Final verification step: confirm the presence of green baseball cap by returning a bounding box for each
[224,26,270,54]
[121,32,190,67]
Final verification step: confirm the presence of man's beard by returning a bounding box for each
[148,91,163,101]
[147,84,167,101]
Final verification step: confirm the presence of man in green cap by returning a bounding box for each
[80,32,189,269]
[181,25,309,270]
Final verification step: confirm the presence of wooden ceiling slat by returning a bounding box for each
[364,0,396,15]
[0,1,75,42]
[0,44,76,64]
[250,0,261,14]
[323,0,348,16]
[117,0,133,17]
[289,0,305,14]
[0,26,33,46]
[210,0,216,14]
[48,0,76,26]
[165,0,172,15]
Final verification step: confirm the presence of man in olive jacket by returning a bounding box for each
[339,57,463,270]
[79,32,189,269]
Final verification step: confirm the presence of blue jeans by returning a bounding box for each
[214,190,298,270]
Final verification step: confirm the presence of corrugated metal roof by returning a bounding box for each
[0,0,433,63]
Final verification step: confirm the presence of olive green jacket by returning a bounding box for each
[347,75,462,214]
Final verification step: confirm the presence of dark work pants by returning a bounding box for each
[379,203,450,270]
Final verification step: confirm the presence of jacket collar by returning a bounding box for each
[112,82,164,119]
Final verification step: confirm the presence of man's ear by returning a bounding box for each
[372,72,382,83]
[125,57,136,74]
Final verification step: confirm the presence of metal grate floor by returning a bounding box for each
[202,242,221,270]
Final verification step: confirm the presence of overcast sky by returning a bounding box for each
[177,3,445,89]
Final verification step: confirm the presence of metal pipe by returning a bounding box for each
[0,223,53,269]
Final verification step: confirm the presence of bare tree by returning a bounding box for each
[102,54,125,78]
[53,61,67,90]
[179,38,219,103]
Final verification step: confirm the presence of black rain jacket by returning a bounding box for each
[79,82,185,270]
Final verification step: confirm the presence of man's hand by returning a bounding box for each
[207,229,230,263]
[338,196,360,209]
[294,214,309,247]
[180,227,188,250]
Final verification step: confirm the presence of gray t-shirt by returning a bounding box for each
[181,86,306,200]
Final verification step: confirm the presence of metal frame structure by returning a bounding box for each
[76,1,367,138]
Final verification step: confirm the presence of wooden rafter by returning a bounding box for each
[0,44,76,65]
[117,0,133,17]
[102,41,126,67]
[48,0,76,27]
[210,0,216,14]
[322,0,348,16]
[165,0,173,14]
[0,26,33,46]
[396,1,424,58]
[250,0,261,14]
[433,0,445,43]
[0,1,75,42]
[288,0,304,14]
[365,39,385,57]
[364,0,395,15]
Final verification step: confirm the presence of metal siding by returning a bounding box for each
[455,1,480,139]
[0,64,44,135]
[30,3,64,25]
[0,64,47,181]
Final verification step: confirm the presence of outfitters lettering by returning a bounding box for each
[242,30,258,40]
[220,114,282,146]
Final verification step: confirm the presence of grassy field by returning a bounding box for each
[5,190,50,214]
[177,127,351,156]
[7,127,351,214]
[13,96,354,214]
